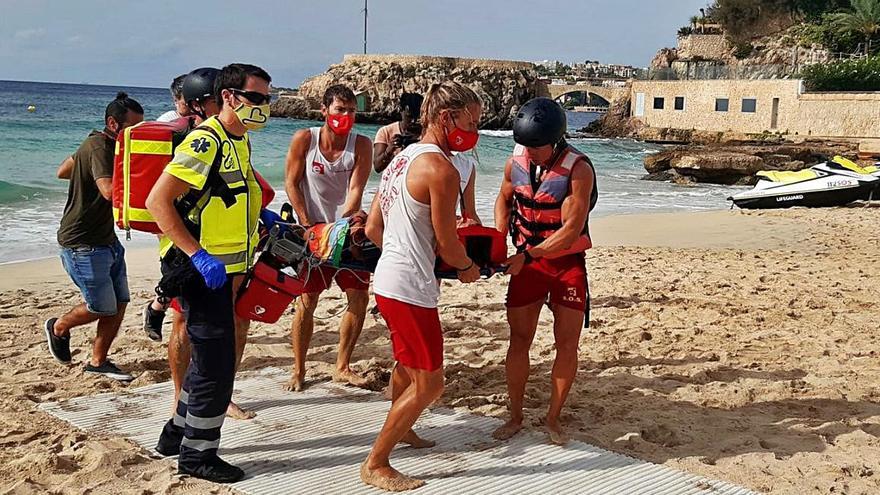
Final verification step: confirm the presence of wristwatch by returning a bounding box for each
[522,250,534,265]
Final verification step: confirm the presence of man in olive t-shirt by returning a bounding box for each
[44,92,143,382]
[57,130,119,247]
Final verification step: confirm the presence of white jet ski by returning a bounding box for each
[729,156,880,209]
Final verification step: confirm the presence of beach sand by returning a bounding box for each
[1,207,879,494]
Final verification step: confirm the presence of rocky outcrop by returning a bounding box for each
[650,48,679,70]
[271,54,543,129]
[580,94,645,138]
[270,96,318,120]
[644,142,859,185]
[649,27,833,80]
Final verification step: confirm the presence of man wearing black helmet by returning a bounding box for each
[144,68,223,342]
[493,97,597,445]
[181,67,221,121]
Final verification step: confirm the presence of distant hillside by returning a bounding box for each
[708,0,851,41]
[653,0,878,79]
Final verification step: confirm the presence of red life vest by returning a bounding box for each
[509,143,597,259]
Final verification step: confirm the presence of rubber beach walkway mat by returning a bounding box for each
[40,368,758,494]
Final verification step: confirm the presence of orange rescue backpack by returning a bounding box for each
[112,119,195,236]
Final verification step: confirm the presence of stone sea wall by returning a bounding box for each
[341,54,534,71]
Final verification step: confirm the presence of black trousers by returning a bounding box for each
[158,261,235,469]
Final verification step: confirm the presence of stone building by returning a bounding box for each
[631,79,880,140]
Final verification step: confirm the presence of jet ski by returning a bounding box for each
[729,156,880,209]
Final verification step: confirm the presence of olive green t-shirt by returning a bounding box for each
[57,130,118,247]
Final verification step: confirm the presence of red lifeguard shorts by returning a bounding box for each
[506,253,589,312]
[302,266,370,293]
[375,294,443,371]
[169,298,182,313]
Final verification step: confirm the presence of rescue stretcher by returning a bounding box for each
[235,208,510,324]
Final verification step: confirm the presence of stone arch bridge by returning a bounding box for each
[538,83,630,106]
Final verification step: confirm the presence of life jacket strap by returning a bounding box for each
[512,191,565,210]
[511,209,563,232]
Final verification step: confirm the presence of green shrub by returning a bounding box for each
[783,16,866,53]
[708,0,852,39]
[790,22,829,46]
[801,55,880,90]
[732,41,755,58]
[818,12,871,52]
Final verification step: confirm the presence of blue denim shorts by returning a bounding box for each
[60,240,130,315]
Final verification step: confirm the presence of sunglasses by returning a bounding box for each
[231,89,273,105]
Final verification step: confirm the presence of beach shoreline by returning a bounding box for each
[2,207,879,494]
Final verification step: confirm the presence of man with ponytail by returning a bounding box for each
[361,81,482,491]
[283,84,374,392]
[46,92,143,381]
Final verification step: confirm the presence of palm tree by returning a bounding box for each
[829,0,880,54]
[689,15,700,31]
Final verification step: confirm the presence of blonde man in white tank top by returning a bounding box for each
[361,82,482,492]
[283,85,373,392]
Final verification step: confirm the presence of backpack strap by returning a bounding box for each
[174,126,239,215]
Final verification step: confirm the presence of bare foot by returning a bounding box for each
[360,461,425,492]
[545,420,569,446]
[333,368,369,388]
[284,375,304,392]
[226,401,256,420]
[400,429,436,449]
[492,419,523,441]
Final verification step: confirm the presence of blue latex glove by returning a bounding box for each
[260,208,283,231]
[191,249,226,290]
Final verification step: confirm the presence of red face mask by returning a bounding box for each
[327,113,354,135]
[446,115,479,152]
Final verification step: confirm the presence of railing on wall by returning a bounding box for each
[641,64,800,81]
[639,47,869,81]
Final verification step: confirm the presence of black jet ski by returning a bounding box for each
[729,156,880,209]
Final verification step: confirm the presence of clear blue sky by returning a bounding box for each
[1,0,708,88]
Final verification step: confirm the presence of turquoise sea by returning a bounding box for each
[0,80,737,263]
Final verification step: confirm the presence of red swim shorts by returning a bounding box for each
[302,266,370,293]
[375,294,443,372]
[169,297,182,313]
[506,253,589,312]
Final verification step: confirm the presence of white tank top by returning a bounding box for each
[298,127,358,224]
[373,143,451,308]
[451,153,475,192]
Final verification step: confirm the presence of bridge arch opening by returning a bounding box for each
[553,90,611,110]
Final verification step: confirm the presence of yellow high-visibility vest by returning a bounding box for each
[160,117,262,274]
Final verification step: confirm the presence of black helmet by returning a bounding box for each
[512,97,567,147]
[182,67,220,103]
